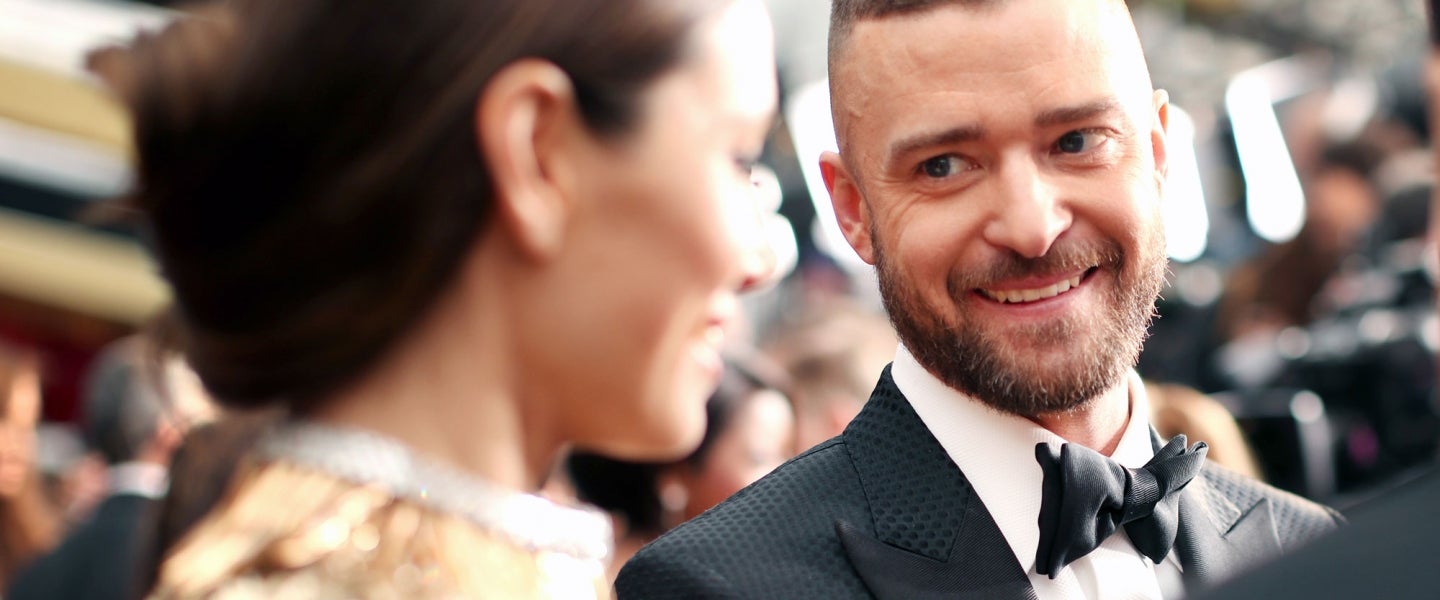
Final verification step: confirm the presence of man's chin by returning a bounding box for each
[975,389,1101,420]
[935,354,1121,418]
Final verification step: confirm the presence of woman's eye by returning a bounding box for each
[920,155,964,179]
[1056,130,1104,154]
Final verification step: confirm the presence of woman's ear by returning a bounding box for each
[476,59,581,262]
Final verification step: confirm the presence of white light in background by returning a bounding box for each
[785,80,872,275]
[1163,106,1208,262]
[1322,76,1379,142]
[749,164,798,289]
[1226,62,1308,244]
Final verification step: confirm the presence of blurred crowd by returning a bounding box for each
[0,0,1435,597]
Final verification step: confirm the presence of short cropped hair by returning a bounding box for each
[828,0,999,69]
[82,338,165,465]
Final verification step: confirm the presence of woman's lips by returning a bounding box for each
[690,324,725,378]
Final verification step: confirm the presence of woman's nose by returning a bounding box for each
[736,164,795,293]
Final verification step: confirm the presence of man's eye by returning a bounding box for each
[920,155,963,179]
[1056,130,1103,154]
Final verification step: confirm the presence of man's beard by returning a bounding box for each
[875,230,1166,418]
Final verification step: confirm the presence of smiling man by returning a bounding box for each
[616,1,1342,598]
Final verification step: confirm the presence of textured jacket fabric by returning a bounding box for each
[616,367,1344,600]
[1193,466,1440,599]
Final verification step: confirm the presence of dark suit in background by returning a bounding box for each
[7,336,195,600]
[616,371,1343,599]
[6,492,156,600]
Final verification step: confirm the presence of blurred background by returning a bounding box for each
[0,0,1431,532]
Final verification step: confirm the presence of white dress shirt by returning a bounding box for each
[109,461,170,500]
[892,345,1185,600]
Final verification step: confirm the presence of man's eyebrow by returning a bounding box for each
[882,98,1127,167]
[1034,98,1126,129]
[887,124,985,165]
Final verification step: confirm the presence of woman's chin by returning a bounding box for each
[608,410,707,463]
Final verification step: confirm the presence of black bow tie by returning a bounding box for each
[1033,435,1208,578]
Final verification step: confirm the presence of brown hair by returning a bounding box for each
[827,0,1135,84]
[0,346,59,588]
[116,0,729,412]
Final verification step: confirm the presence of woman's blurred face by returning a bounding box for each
[679,390,794,520]
[536,0,778,460]
[0,368,41,498]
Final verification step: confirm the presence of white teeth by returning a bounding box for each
[982,274,1082,304]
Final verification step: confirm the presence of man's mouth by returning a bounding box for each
[978,271,1087,304]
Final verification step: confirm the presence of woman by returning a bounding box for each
[568,356,796,580]
[0,346,60,591]
[107,0,778,597]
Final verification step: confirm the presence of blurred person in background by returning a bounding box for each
[1190,7,1440,596]
[0,345,59,592]
[568,356,796,581]
[1144,381,1263,480]
[761,295,894,451]
[97,0,778,597]
[656,356,795,526]
[1215,140,1384,344]
[33,425,108,528]
[134,410,279,600]
[1206,108,1437,492]
[7,336,210,600]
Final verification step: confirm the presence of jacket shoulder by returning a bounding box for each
[1201,461,1345,548]
[616,439,872,599]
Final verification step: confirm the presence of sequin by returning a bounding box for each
[147,422,613,599]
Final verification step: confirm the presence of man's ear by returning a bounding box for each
[820,151,875,265]
[1150,89,1171,190]
[476,59,579,262]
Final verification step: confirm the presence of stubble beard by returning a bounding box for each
[875,229,1167,419]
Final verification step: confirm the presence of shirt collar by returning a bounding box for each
[890,344,1157,574]
[109,462,169,499]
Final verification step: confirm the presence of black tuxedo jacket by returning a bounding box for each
[1194,466,1440,599]
[7,493,157,600]
[617,368,1343,599]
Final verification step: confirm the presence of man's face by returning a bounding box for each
[822,0,1170,417]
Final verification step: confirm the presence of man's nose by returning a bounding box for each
[981,159,1072,258]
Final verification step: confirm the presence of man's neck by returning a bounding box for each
[1027,377,1132,456]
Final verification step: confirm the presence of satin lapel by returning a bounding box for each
[1175,472,1281,588]
[837,367,1037,600]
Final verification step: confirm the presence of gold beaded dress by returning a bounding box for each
[148,423,613,599]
